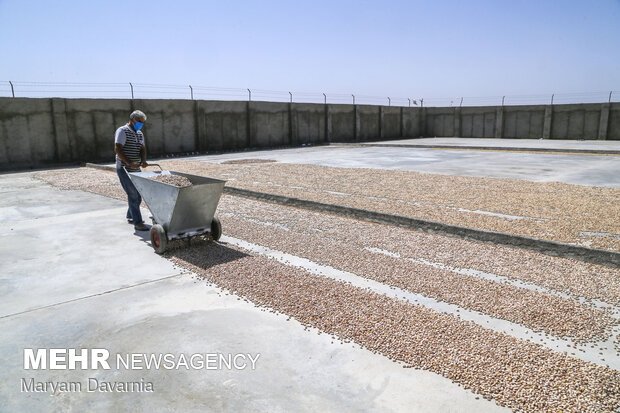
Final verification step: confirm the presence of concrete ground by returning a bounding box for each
[180,141,620,187]
[360,137,620,152]
[2,140,619,412]
[0,171,506,412]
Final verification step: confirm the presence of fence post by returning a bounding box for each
[352,94,355,105]
[189,85,194,100]
[609,91,613,103]
[551,94,554,105]
[323,93,326,104]
[502,96,505,106]
[129,83,134,99]
[289,92,292,103]
[420,98,424,108]
[387,97,391,106]
[408,98,411,107]
[247,88,251,101]
[9,81,15,98]
[459,97,463,107]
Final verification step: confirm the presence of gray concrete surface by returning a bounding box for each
[183,144,620,187]
[0,172,505,412]
[361,137,620,152]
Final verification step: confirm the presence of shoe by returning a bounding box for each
[127,219,134,224]
[134,223,149,231]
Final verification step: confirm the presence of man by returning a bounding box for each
[115,110,149,231]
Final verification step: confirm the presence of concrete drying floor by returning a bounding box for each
[181,139,620,188]
[359,137,620,152]
[0,172,505,412]
[2,141,619,412]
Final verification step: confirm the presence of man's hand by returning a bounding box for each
[141,161,149,168]
[129,162,140,169]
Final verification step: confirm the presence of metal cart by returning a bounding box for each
[125,164,226,254]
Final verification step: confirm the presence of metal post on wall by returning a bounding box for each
[352,94,355,104]
[9,81,14,98]
[323,93,326,104]
[420,98,424,108]
[609,91,613,103]
[388,97,391,106]
[408,98,411,107]
[129,83,134,99]
[289,91,292,103]
[551,94,554,105]
[189,85,194,100]
[502,96,505,106]
[247,89,251,101]
[459,97,463,107]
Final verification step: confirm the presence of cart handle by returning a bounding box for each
[146,163,164,171]
[122,163,163,173]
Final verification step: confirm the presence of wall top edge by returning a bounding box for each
[0,96,616,110]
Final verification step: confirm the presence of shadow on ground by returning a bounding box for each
[167,238,250,270]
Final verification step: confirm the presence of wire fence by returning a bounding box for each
[0,81,618,107]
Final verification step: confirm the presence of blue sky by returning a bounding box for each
[0,0,618,103]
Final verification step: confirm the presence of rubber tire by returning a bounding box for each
[211,216,222,241]
[150,224,168,254]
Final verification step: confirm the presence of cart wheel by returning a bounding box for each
[150,224,168,254]
[211,216,222,241]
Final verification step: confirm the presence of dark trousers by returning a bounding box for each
[116,168,143,225]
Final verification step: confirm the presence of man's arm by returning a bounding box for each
[140,145,148,168]
[114,143,139,169]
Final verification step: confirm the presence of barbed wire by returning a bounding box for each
[0,81,617,107]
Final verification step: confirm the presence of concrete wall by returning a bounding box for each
[381,107,402,139]
[198,100,248,151]
[551,104,605,140]
[502,106,545,139]
[402,107,423,137]
[460,107,497,138]
[609,104,620,140]
[0,98,55,167]
[135,99,197,155]
[423,103,620,141]
[328,104,355,142]
[292,103,326,145]
[357,105,380,141]
[425,108,456,138]
[250,102,290,148]
[0,97,618,169]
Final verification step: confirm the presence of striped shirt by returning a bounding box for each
[115,124,145,171]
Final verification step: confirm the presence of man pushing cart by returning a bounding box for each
[114,110,225,253]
